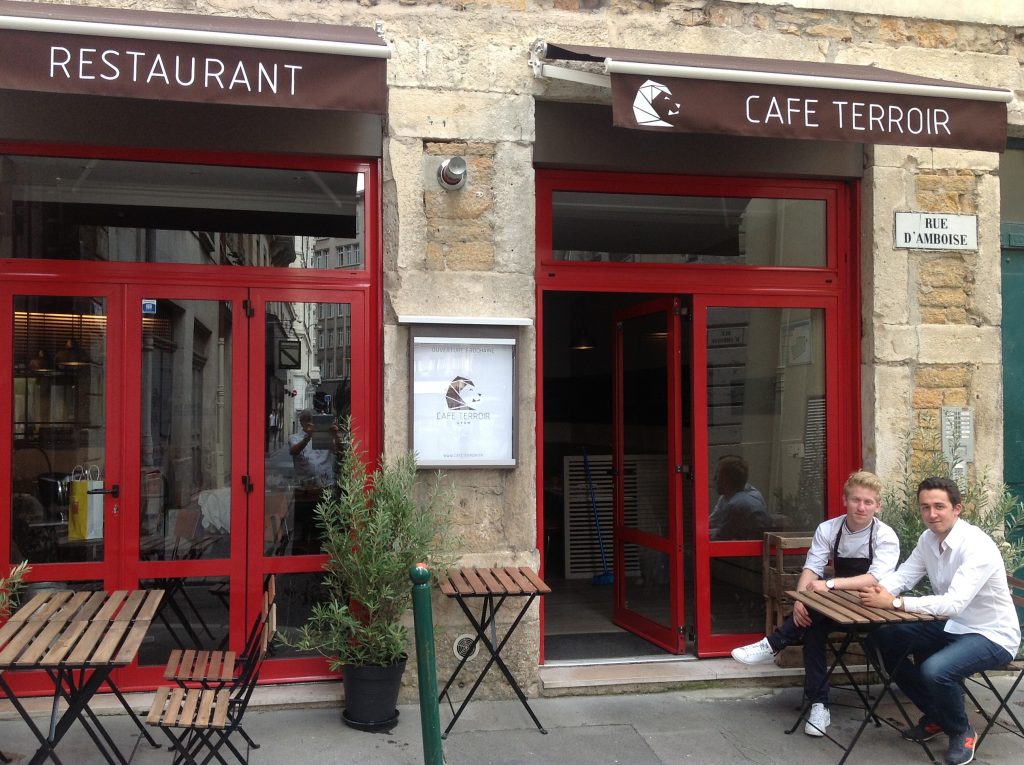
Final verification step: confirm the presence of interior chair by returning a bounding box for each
[148,586,277,765]
[961,574,1024,750]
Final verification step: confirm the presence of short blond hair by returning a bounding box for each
[843,470,882,500]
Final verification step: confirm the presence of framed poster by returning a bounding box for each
[411,335,517,467]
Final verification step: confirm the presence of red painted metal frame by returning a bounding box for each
[535,168,861,661]
[612,297,685,653]
[0,142,383,691]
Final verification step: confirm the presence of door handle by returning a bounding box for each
[87,484,120,499]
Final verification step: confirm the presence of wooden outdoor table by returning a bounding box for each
[0,589,164,765]
[437,566,550,738]
[784,589,939,765]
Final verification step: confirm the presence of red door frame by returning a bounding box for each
[611,297,686,653]
[0,143,383,690]
[535,168,861,660]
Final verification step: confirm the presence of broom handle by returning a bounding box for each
[582,448,610,574]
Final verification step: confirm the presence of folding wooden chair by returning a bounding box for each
[163,575,276,690]
[148,593,277,765]
[962,574,1024,750]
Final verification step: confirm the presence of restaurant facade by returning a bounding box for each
[0,0,1021,697]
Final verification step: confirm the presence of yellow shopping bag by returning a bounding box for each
[68,465,104,541]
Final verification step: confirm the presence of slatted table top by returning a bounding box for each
[786,589,937,625]
[438,567,550,598]
[0,589,164,670]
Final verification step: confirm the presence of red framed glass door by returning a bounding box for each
[692,294,838,656]
[611,297,687,653]
[245,287,369,682]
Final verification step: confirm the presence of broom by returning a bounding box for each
[583,448,613,585]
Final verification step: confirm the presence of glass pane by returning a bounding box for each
[706,307,826,539]
[622,540,670,627]
[710,556,765,634]
[264,301,351,556]
[553,192,825,267]
[620,311,669,537]
[138,576,229,664]
[272,572,328,657]
[2,155,364,270]
[139,299,231,561]
[11,296,106,564]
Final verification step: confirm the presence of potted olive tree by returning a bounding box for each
[290,426,453,730]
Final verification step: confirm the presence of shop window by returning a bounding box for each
[2,156,365,270]
[552,191,825,268]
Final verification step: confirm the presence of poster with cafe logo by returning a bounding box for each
[412,336,516,467]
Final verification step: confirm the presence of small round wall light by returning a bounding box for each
[437,156,468,191]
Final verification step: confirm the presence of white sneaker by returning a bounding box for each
[730,637,776,664]
[804,702,830,737]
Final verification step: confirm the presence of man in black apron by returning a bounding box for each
[731,470,900,737]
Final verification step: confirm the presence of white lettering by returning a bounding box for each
[888,105,904,134]
[764,97,784,123]
[147,54,170,85]
[907,107,924,135]
[933,108,951,136]
[174,56,196,87]
[126,51,145,82]
[850,101,866,130]
[228,61,251,91]
[804,99,818,127]
[49,47,72,79]
[77,48,96,80]
[100,50,120,81]
[745,95,761,124]
[43,45,305,100]
[833,100,848,128]
[868,103,884,133]
[284,64,301,95]
[258,63,277,94]
[205,58,226,89]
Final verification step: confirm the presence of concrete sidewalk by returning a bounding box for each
[0,679,1021,764]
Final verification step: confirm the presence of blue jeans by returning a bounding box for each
[768,611,839,704]
[867,620,1012,736]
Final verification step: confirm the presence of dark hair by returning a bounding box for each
[716,455,749,491]
[917,476,961,506]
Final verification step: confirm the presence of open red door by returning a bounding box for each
[611,297,687,653]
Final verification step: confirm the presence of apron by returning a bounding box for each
[830,517,875,578]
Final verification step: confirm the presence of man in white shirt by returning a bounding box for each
[731,470,900,737]
[859,476,1020,765]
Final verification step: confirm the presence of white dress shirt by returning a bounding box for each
[879,518,1021,657]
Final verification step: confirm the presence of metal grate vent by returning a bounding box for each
[452,633,480,661]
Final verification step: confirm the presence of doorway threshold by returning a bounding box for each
[539,657,806,696]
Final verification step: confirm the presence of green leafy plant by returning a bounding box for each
[881,430,1024,579]
[0,560,31,618]
[287,426,454,670]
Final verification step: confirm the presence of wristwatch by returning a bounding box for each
[825,578,836,590]
[892,597,903,610]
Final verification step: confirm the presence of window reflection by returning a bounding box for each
[138,299,232,563]
[552,192,825,267]
[10,297,106,564]
[706,307,826,539]
[264,301,351,556]
[2,156,363,270]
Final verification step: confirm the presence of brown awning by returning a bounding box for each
[0,0,389,113]
[536,42,1010,152]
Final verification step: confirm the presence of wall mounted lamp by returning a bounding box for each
[437,156,468,191]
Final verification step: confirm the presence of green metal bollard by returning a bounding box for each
[410,563,446,765]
